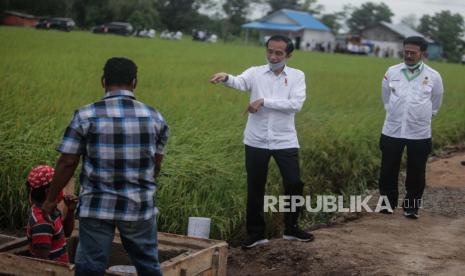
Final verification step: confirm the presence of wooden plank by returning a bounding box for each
[163,251,194,264]
[178,248,214,275]
[162,247,216,276]
[3,244,28,255]
[0,233,16,245]
[212,244,228,276]
[198,268,213,276]
[158,232,219,250]
[0,253,123,276]
[0,253,75,276]
[182,243,228,276]
[0,237,28,252]
[160,242,227,276]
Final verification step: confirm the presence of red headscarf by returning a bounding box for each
[27,165,64,202]
[27,165,54,189]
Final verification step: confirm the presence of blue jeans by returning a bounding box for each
[75,216,162,276]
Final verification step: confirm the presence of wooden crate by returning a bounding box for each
[0,253,81,276]
[0,230,228,276]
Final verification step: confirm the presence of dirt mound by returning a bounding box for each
[427,152,465,188]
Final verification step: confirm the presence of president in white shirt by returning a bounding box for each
[379,36,444,219]
[210,35,313,249]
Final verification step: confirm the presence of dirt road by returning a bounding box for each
[228,152,465,275]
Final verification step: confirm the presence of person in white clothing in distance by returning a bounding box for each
[379,36,444,219]
[210,35,313,249]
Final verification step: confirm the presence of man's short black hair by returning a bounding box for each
[102,57,138,86]
[403,36,428,52]
[266,35,295,55]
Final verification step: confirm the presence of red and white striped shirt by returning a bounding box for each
[26,204,69,263]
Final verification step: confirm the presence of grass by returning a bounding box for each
[1,26,464,240]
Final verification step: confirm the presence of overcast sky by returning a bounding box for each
[321,0,465,23]
[245,0,465,24]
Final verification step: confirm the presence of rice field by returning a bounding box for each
[1,26,464,240]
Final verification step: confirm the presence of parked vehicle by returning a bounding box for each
[91,22,133,36]
[35,17,75,32]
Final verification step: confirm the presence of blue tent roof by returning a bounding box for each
[242,9,331,32]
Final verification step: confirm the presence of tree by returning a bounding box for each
[322,4,355,34]
[347,2,393,34]
[265,0,322,14]
[222,0,249,41]
[267,0,299,13]
[319,12,344,34]
[400,14,418,30]
[417,15,434,39]
[157,0,210,31]
[127,4,160,31]
[0,0,8,12]
[3,0,74,17]
[300,0,323,15]
[418,11,465,62]
[69,0,160,29]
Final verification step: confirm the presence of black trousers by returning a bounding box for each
[245,145,304,238]
[378,134,432,211]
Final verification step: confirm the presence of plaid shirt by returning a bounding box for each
[58,90,169,221]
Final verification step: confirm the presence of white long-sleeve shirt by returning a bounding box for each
[224,64,307,149]
[381,62,444,139]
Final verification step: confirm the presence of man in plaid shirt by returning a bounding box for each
[42,57,168,276]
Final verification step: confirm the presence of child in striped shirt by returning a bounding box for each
[25,165,77,263]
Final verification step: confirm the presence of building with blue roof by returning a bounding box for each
[242,9,335,51]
